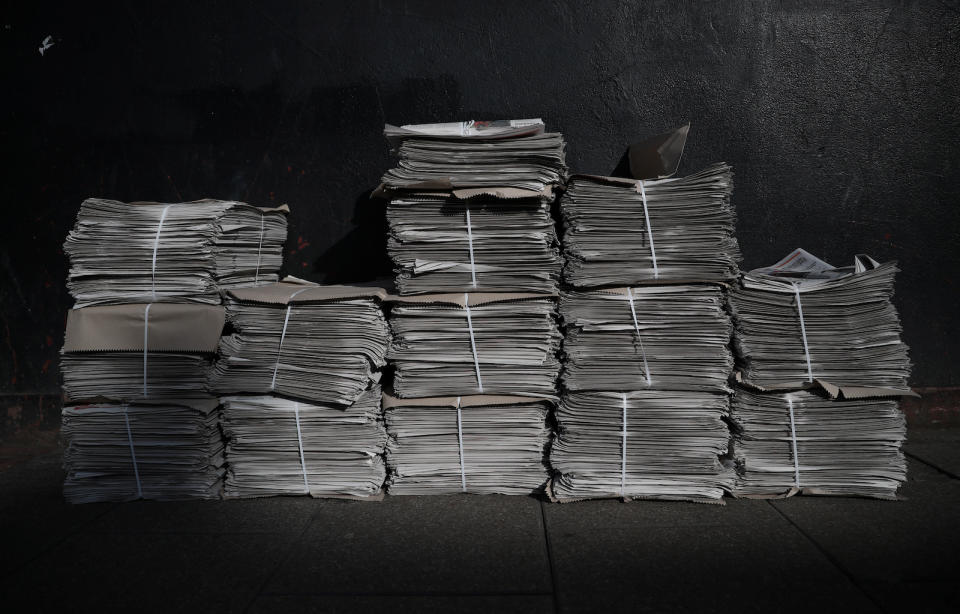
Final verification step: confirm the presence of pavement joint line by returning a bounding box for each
[538,499,562,614]
[765,500,884,612]
[259,590,555,597]
[903,450,960,481]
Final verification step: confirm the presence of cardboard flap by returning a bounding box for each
[382,391,552,409]
[567,174,640,188]
[226,281,387,305]
[386,291,556,307]
[734,372,918,399]
[628,123,690,180]
[63,304,225,353]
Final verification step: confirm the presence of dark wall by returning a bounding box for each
[2,0,959,407]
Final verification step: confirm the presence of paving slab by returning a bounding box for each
[905,428,960,477]
[263,494,553,595]
[248,593,555,613]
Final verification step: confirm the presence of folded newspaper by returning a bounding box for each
[381,119,567,194]
[64,198,288,307]
[62,402,224,503]
[383,393,551,495]
[211,280,390,406]
[549,391,733,502]
[730,388,907,499]
[388,292,561,399]
[60,303,224,408]
[730,249,913,396]
[561,286,733,393]
[386,191,560,294]
[220,387,386,499]
[560,164,740,286]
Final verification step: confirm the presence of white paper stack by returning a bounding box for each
[388,293,561,399]
[561,285,733,394]
[730,389,907,499]
[62,402,224,503]
[64,198,288,307]
[220,387,387,499]
[560,164,740,286]
[383,393,551,495]
[211,281,390,406]
[386,192,560,294]
[550,391,734,501]
[382,119,567,194]
[730,250,912,394]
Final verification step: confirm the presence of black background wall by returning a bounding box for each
[2,0,959,430]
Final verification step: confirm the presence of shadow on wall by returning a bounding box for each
[313,189,393,285]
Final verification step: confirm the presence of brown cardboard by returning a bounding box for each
[628,123,690,180]
[382,391,553,410]
[62,304,224,353]
[373,184,553,201]
[386,291,556,307]
[733,372,920,399]
[225,281,387,305]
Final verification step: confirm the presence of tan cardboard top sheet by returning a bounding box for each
[382,392,553,409]
[386,291,557,307]
[373,184,553,200]
[63,304,224,353]
[734,372,919,399]
[226,281,387,305]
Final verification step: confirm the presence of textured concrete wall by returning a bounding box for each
[1,1,958,430]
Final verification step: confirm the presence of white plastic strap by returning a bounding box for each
[293,402,309,494]
[786,396,801,488]
[463,294,483,392]
[792,283,814,382]
[254,213,265,284]
[150,204,173,300]
[456,396,467,492]
[635,181,659,279]
[625,287,653,386]
[122,406,143,499]
[620,393,628,497]
[142,303,152,397]
[465,205,477,288]
[271,288,311,390]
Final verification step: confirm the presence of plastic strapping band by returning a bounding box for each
[625,287,653,386]
[293,401,309,494]
[463,293,483,392]
[271,288,311,391]
[456,396,467,492]
[620,393,629,498]
[122,406,143,499]
[150,204,173,300]
[786,396,801,488]
[254,213,265,284]
[635,180,658,279]
[792,283,814,382]
[465,205,477,288]
[142,303,152,397]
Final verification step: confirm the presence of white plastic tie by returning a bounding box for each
[122,406,143,499]
[142,303,152,397]
[271,288,312,391]
[463,294,483,392]
[625,287,653,386]
[456,396,467,492]
[620,393,629,498]
[254,213,265,284]
[293,401,309,494]
[786,396,801,488]
[792,283,814,382]
[465,205,477,288]
[635,180,658,279]
[150,204,173,300]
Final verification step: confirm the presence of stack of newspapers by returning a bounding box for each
[64,198,288,307]
[212,280,391,498]
[729,249,913,499]
[383,393,551,494]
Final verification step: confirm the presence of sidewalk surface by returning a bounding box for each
[1,428,958,613]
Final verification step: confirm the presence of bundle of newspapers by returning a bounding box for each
[64,198,288,307]
[730,389,907,499]
[386,192,560,294]
[388,292,560,398]
[382,119,567,194]
[550,391,733,501]
[730,250,912,394]
[211,281,390,406]
[560,164,740,287]
[62,402,224,503]
[220,387,386,499]
[383,393,551,494]
[561,285,733,393]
